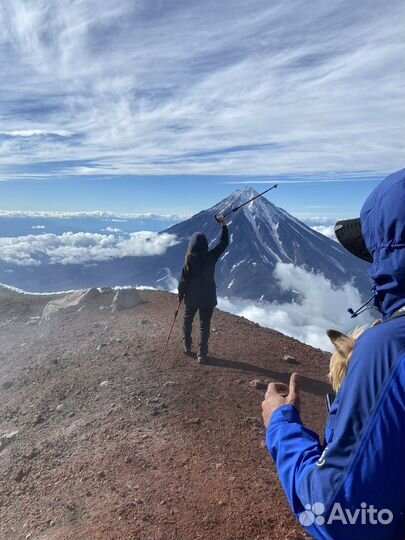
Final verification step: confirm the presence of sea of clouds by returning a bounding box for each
[218,262,373,352]
[0,224,373,351]
[0,231,178,266]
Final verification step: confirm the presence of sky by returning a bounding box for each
[0,0,404,220]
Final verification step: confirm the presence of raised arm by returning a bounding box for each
[210,216,229,261]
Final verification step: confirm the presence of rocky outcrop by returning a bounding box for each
[112,288,142,311]
[0,430,18,452]
[41,287,142,322]
[41,288,101,322]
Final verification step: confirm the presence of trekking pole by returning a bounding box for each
[215,183,278,222]
[158,298,182,370]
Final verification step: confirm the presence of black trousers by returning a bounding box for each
[183,305,214,356]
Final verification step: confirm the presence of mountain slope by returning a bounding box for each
[160,187,370,301]
[0,286,329,540]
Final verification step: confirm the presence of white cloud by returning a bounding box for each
[224,175,386,185]
[311,225,336,240]
[102,227,123,233]
[0,0,403,178]
[31,224,46,230]
[295,216,339,240]
[0,210,186,220]
[0,231,178,266]
[0,129,71,137]
[218,262,374,351]
[302,216,338,226]
[156,268,179,293]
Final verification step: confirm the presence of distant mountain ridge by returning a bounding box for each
[0,188,370,301]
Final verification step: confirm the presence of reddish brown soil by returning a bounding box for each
[0,289,330,540]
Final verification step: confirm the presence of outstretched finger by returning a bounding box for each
[287,373,301,410]
[265,382,289,399]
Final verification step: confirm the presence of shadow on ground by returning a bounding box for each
[207,356,331,396]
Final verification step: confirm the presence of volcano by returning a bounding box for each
[159,187,370,302]
[0,188,370,301]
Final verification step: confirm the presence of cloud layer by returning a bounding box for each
[218,262,373,351]
[0,0,404,178]
[0,210,185,220]
[0,231,178,266]
[310,225,336,240]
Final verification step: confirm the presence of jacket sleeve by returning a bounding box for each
[210,225,229,261]
[178,266,190,300]
[266,327,405,540]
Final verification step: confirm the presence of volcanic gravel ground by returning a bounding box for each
[0,289,331,540]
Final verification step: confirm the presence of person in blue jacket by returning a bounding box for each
[178,215,228,364]
[262,169,405,539]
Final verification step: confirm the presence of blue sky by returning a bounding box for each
[0,174,386,221]
[0,0,404,220]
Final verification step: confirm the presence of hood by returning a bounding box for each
[360,169,405,319]
[186,232,208,276]
[188,232,208,254]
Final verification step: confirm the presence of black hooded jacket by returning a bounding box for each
[178,225,229,308]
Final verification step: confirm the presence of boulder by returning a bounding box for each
[112,288,142,311]
[98,287,116,304]
[0,430,18,452]
[249,379,268,391]
[41,288,101,322]
[283,355,300,365]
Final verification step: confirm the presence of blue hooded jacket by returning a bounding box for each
[266,169,405,539]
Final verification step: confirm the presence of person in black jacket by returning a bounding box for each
[178,215,229,364]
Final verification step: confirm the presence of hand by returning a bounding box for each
[217,215,226,225]
[262,373,300,428]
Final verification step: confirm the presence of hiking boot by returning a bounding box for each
[197,354,207,364]
[183,346,192,355]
